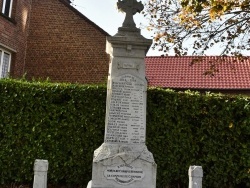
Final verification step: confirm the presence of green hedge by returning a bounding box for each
[0,79,249,188]
[147,89,250,188]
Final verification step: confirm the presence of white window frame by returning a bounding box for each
[2,0,13,17]
[0,48,11,78]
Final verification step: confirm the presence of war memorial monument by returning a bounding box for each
[87,0,157,187]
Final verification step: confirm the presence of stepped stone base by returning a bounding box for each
[88,143,157,188]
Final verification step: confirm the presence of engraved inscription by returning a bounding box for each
[105,74,145,144]
[104,164,145,185]
[118,62,139,69]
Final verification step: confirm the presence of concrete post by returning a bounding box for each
[33,159,49,188]
[188,166,203,188]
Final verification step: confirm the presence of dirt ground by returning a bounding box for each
[0,184,85,188]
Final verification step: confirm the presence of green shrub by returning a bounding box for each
[147,89,250,188]
[0,79,249,187]
[0,79,106,185]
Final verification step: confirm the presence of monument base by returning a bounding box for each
[88,143,156,188]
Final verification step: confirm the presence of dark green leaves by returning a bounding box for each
[0,79,249,187]
[147,88,250,188]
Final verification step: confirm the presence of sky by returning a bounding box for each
[71,0,162,56]
[70,0,235,56]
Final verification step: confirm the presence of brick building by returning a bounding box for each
[0,0,110,83]
[0,0,31,78]
[1,0,249,94]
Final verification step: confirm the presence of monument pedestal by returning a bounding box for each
[88,1,156,187]
[89,143,156,188]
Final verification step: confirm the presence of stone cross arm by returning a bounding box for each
[117,0,144,28]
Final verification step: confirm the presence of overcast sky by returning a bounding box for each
[71,0,162,56]
[70,0,231,56]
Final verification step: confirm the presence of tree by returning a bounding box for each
[143,0,250,57]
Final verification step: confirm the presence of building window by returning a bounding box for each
[0,49,11,78]
[2,0,13,17]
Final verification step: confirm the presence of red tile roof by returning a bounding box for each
[145,56,250,89]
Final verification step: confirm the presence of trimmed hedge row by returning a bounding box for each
[147,89,250,188]
[0,79,249,188]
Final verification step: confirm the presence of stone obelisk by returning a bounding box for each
[88,0,157,187]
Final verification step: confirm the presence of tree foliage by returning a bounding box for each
[143,0,250,56]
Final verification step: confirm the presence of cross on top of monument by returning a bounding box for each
[117,0,144,29]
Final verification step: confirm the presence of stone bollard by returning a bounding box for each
[33,159,49,188]
[188,166,203,188]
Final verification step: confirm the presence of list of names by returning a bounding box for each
[105,74,145,144]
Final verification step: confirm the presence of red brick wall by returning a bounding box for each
[0,0,32,77]
[25,0,109,84]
